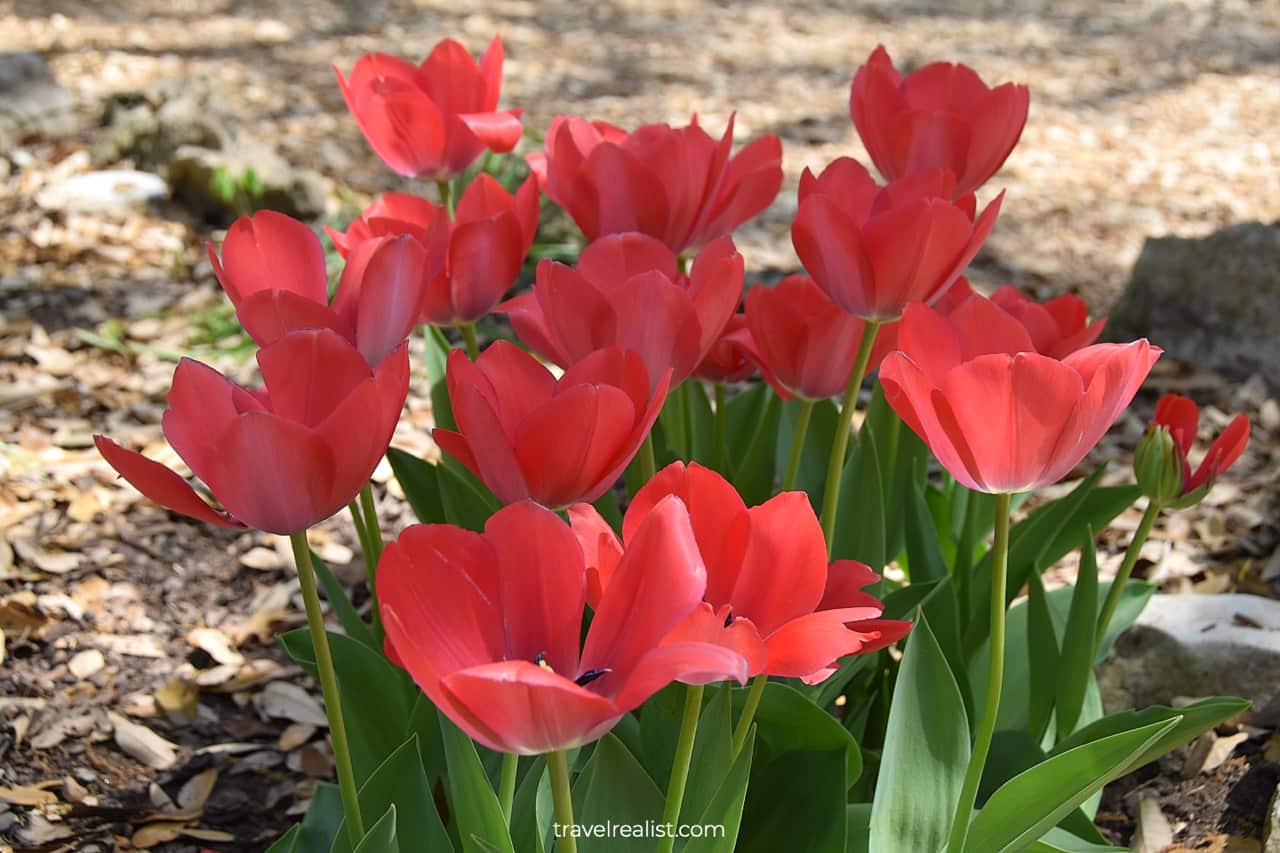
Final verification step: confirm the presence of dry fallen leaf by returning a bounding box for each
[110,712,179,770]
[277,722,316,751]
[186,627,244,666]
[1132,795,1174,853]
[67,648,105,679]
[0,781,60,807]
[131,820,186,848]
[255,681,327,727]
[176,768,218,814]
[1183,731,1250,778]
[154,677,199,725]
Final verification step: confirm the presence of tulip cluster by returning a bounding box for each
[93,34,1253,853]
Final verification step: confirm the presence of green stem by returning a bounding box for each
[946,492,1013,853]
[1094,500,1161,655]
[731,675,767,758]
[954,490,981,628]
[498,752,519,825]
[547,749,577,853]
[819,321,882,555]
[658,684,704,853]
[460,323,480,360]
[638,433,657,484]
[290,531,365,846]
[359,483,384,565]
[436,179,455,219]
[713,383,728,473]
[781,399,815,492]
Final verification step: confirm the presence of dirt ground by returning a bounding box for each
[2,1,1279,851]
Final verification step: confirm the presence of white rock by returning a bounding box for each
[1098,593,1280,713]
[36,170,168,213]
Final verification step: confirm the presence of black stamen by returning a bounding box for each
[723,609,734,628]
[575,668,611,686]
[533,650,548,666]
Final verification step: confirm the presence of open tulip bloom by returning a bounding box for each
[850,44,1030,196]
[326,173,539,326]
[529,113,783,254]
[336,36,522,180]
[377,498,748,755]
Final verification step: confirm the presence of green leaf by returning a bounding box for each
[353,806,399,853]
[439,716,515,853]
[681,727,754,853]
[405,694,448,790]
[387,447,446,524]
[830,427,886,572]
[331,736,452,853]
[684,381,717,465]
[775,398,838,506]
[962,718,1179,853]
[510,756,547,853]
[1026,827,1127,852]
[267,783,345,853]
[863,384,925,563]
[278,630,416,783]
[1056,533,1100,739]
[1025,570,1060,742]
[682,685,734,824]
[310,550,377,651]
[425,325,456,431]
[870,617,969,853]
[1087,580,1156,663]
[845,803,871,853]
[436,456,502,531]
[725,383,781,506]
[572,734,665,852]
[639,683,685,784]
[904,478,948,584]
[266,825,301,853]
[1051,697,1250,774]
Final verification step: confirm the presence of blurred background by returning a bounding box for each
[1,1,1278,851]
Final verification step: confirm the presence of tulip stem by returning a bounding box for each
[713,383,729,474]
[436,179,455,219]
[731,674,767,758]
[498,752,519,824]
[346,497,381,638]
[782,399,815,492]
[658,684,704,853]
[819,320,882,555]
[289,531,365,847]
[1094,500,1161,656]
[946,491,1012,853]
[460,323,481,360]
[547,749,577,853]
[638,433,657,484]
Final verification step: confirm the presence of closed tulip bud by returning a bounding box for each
[1134,424,1185,507]
[1145,393,1250,509]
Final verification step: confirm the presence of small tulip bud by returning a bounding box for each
[1134,425,1184,507]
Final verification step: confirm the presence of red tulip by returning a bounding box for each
[327,174,539,326]
[209,210,436,367]
[502,233,743,389]
[880,300,1161,493]
[791,159,1001,321]
[336,37,522,179]
[529,114,782,253]
[96,329,409,534]
[850,45,1029,196]
[742,274,898,401]
[378,497,749,755]
[570,462,910,684]
[988,285,1105,358]
[691,314,756,383]
[1152,394,1250,496]
[433,342,670,508]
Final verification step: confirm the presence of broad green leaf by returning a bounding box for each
[331,736,452,853]
[775,398,838,506]
[1084,580,1157,663]
[278,630,416,783]
[845,803,871,853]
[510,757,547,853]
[685,381,717,465]
[1056,533,1100,739]
[682,685,734,824]
[657,380,691,460]
[639,683,685,785]
[1026,827,1127,852]
[863,384,925,563]
[387,447,446,524]
[831,427,886,572]
[870,617,969,853]
[405,694,448,790]
[962,718,1179,853]
[904,478,948,584]
[745,682,862,789]
[266,784,345,853]
[437,455,501,532]
[311,550,377,651]
[353,806,399,853]
[439,717,514,853]
[266,825,301,853]
[573,734,664,853]
[727,383,782,506]
[1026,570,1060,742]
[680,728,755,853]
[425,325,455,431]
[1051,697,1250,775]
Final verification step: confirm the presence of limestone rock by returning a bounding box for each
[0,53,78,146]
[1110,222,1280,386]
[166,141,328,224]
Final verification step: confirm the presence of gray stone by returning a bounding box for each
[166,141,328,224]
[1097,593,1280,713]
[1110,222,1280,387]
[0,52,79,145]
[91,83,224,168]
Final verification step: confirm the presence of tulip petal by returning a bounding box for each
[763,608,899,683]
[447,212,525,323]
[257,329,375,428]
[235,289,355,350]
[457,110,523,154]
[880,351,976,490]
[211,211,329,307]
[728,492,830,636]
[611,642,749,713]
[957,83,1029,195]
[444,350,531,504]
[687,237,745,359]
[792,195,877,318]
[664,602,768,676]
[1190,413,1250,489]
[160,358,246,484]
[567,503,624,609]
[860,197,974,317]
[94,436,242,528]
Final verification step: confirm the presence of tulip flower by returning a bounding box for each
[209,210,437,367]
[691,314,756,383]
[529,114,782,254]
[377,497,748,755]
[570,462,910,684]
[432,342,670,508]
[336,37,522,179]
[1138,393,1250,507]
[988,285,1106,358]
[502,233,743,389]
[326,174,539,326]
[879,299,1161,494]
[792,160,1001,322]
[95,328,409,534]
[849,45,1029,196]
[742,274,897,401]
